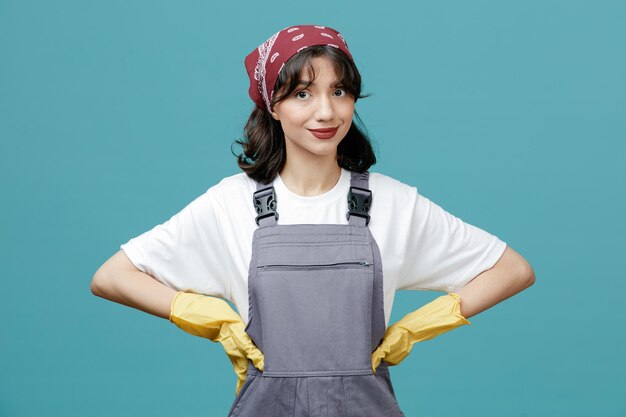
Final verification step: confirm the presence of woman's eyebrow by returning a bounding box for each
[295,80,343,87]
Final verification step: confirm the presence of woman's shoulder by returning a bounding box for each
[368,171,419,199]
[207,172,256,194]
[366,171,421,228]
[202,172,257,204]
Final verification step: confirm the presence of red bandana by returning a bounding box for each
[244,25,353,112]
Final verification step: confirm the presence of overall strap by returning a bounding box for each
[253,181,278,227]
[347,170,372,227]
[253,170,372,227]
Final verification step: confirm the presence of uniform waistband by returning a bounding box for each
[245,358,390,377]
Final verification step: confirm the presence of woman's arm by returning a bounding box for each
[456,246,535,319]
[90,250,177,320]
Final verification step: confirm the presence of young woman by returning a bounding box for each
[91,25,535,416]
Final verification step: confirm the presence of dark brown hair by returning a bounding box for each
[232,45,376,184]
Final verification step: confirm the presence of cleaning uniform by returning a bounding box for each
[120,167,508,411]
[227,170,405,417]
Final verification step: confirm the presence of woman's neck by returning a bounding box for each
[279,158,342,197]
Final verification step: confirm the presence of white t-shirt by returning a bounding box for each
[120,168,507,326]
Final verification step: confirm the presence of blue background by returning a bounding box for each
[1,1,625,416]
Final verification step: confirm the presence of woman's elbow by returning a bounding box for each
[90,250,134,298]
[503,245,535,291]
[90,267,109,297]
[518,258,536,290]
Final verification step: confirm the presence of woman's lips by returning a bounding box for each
[307,127,339,139]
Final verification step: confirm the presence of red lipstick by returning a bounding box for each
[307,127,339,139]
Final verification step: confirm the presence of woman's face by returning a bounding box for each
[271,56,355,163]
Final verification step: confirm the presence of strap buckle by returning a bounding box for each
[253,186,279,226]
[346,186,372,225]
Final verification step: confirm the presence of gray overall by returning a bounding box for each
[227,170,405,417]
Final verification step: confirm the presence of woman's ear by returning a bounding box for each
[270,110,280,121]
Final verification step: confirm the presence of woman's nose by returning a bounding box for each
[314,94,334,121]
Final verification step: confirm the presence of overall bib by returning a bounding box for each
[227,170,405,417]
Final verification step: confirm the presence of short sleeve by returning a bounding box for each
[120,187,231,300]
[396,190,507,293]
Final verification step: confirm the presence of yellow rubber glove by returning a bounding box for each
[371,293,471,372]
[169,291,264,395]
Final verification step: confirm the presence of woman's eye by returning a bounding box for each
[334,88,346,97]
[296,91,310,99]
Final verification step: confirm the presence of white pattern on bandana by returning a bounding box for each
[254,31,280,112]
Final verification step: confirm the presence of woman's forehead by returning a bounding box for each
[295,56,342,83]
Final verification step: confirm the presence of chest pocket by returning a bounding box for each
[254,241,375,377]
